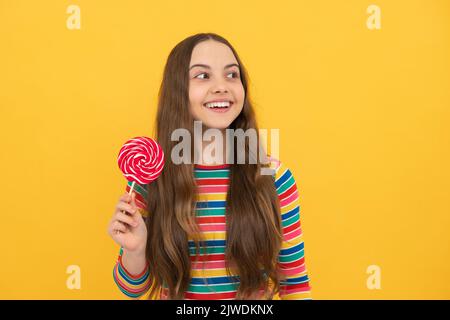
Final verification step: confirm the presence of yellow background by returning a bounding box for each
[1,0,449,299]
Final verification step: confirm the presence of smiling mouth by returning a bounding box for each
[203,101,233,113]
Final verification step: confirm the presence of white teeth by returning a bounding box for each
[204,101,231,108]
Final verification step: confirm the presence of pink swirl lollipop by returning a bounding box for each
[117,136,165,194]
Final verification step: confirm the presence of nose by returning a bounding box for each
[210,79,229,94]
[213,87,227,93]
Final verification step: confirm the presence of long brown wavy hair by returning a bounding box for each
[145,33,284,300]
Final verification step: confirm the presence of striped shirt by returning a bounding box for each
[113,158,312,300]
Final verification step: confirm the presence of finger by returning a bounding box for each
[112,226,127,239]
[131,192,137,206]
[113,220,128,234]
[130,192,139,215]
[115,211,138,227]
[116,202,137,215]
[119,192,132,203]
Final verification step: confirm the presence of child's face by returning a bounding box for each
[188,40,245,130]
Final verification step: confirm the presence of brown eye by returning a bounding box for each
[195,73,209,79]
[227,72,239,79]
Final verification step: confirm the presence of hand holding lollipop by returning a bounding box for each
[108,137,165,250]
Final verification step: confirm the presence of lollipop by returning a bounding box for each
[117,136,165,195]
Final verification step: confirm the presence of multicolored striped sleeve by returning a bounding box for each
[272,158,312,300]
[113,247,152,298]
[112,181,151,299]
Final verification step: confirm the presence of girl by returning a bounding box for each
[107,33,312,300]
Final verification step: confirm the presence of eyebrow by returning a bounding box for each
[189,63,240,70]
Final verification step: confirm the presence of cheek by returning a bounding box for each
[233,84,245,108]
[189,85,206,107]
[232,81,245,98]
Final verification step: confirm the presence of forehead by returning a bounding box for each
[190,40,238,67]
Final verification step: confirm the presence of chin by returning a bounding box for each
[199,113,235,130]
[203,121,232,130]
